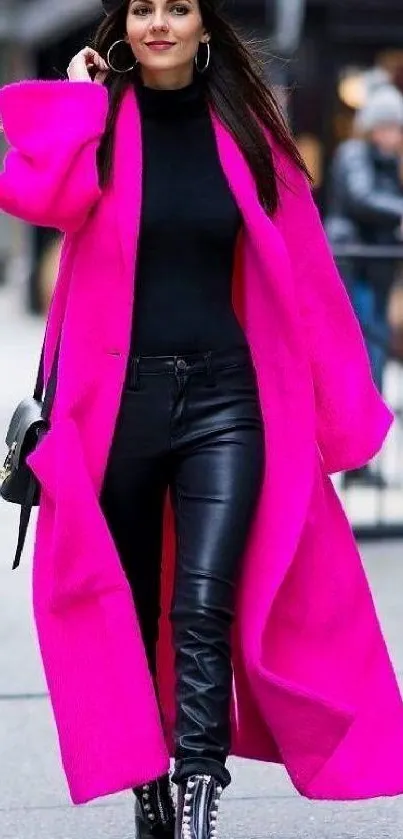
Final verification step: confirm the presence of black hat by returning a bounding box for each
[102,0,219,11]
[102,0,125,13]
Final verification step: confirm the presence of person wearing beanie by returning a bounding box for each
[1,3,403,839]
[354,83,403,134]
[327,82,403,487]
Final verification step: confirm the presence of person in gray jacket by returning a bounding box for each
[328,85,403,383]
[327,84,403,485]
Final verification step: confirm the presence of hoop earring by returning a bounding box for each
[107,39,137,73]
[195,41,210,74]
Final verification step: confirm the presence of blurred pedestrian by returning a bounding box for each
[329,84,403,393]
[327,83,403,486]
[1,1,403,836]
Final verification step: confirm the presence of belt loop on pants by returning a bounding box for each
[203,351,216,387]
[130,355,140,390]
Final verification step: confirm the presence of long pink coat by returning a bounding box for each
[1,79,403,806]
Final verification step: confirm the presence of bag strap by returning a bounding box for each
[33,339,45,403]
[33,331,61,420]
[12,475,38,571]
[11,332,62,572]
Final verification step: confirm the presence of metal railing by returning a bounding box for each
[331,243,403,540]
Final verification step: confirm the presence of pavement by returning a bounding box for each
[0,281,403,838]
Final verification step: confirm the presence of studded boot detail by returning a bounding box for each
[133,774,176,839]
[175,774,223,839]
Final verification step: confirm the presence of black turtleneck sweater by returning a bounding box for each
[130,75,247,355]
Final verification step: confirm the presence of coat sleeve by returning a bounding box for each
[0,80,109,234]
[272,146,394,474]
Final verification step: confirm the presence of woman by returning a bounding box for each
[1,0,403,836]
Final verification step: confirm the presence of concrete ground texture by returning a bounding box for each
[1,283,402,838]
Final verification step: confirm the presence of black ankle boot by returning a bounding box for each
[175,774,223,839]
[133,774,176,839]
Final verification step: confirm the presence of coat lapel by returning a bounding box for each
[112,86,143,283]
[209,110,294,293]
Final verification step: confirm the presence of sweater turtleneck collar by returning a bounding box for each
[134,73,207,119]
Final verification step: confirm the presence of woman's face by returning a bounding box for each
[125,0,209,83]
[370,124,403,156]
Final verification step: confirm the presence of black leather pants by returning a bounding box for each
[100,345,265,790]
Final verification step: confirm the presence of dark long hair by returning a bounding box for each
[92,0,310,215]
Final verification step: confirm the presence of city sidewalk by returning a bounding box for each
[0,282,402,838]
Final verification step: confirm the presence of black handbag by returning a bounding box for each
[0,333,61,570]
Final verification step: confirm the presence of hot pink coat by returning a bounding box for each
[1,79,402,806]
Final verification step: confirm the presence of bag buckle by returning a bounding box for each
[0,442,17,485]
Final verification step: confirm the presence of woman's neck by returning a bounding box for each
[134,72,206,119]
[139,67,194,91]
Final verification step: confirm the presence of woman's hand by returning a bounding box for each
[67,47,108,84]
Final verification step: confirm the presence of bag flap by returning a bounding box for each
[5,398,47,466]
